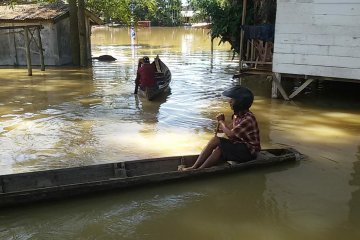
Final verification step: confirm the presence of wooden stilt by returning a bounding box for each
[263,42,268,62]
[246,40,250,61]
[211,37,214,56]
[36,26,45,71]
[289,79,314,99]
[239,0,247,72]
[250,39,254,67]
[271,75,278,98]
[24,26,32,76]
[272,73,289,100]
[210,37,214,72]
[78,0,88,67]
[12,27,19,65]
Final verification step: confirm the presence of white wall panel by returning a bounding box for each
[273,63,360,80]
[276,44,330,55]
[313,15,360,26]
[313,0,360,4]
[313,4,360,15]
[276,24,360,35]
[274,53,360,68]
[277,0,360,3]
[273,1,360,80]
[329,46,360,57]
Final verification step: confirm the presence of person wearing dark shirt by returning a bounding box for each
[135,56,156,90]
[179,86,261,171]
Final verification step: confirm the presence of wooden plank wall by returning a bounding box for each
[273,0,360,80]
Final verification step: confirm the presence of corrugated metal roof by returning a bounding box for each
[0,3,68,22]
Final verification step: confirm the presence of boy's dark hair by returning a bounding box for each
[143,56,150,63]
[222,86,254,112]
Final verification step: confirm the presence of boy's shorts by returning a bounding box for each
[218,137,255,163]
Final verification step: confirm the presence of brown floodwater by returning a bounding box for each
[0,27,359,240]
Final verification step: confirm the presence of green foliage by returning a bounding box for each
[86,0,182,26]
[190,0,276,54]
[4,0,183,26]
[190,0,252,54]
[1,0,58,5]
[133,0,157,22]
[253,0,276,24]
[86,0,130,23]
[151,0,182,26]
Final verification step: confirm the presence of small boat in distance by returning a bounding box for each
[0,148,303,207]
[134,56,171,101]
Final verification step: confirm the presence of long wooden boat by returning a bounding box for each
[0,148,302,207]
[138,56,171,101]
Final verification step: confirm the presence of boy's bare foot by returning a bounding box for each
[178,165,194,171]
[177,165,186,171]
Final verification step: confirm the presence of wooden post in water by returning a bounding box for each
[239,0,247,72]
[24,26,32,76]
[246,39,250,61]
[272,73,289,100]
[69,0,80,66]
[36,26,45,71]
[210,37,214,72]
[78,0,88,67]
[250,39,254,66]
[271,75,278,98]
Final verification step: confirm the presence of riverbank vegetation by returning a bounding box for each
[190,0,276,54]
[86,0,183,26]
[3,0,276,55]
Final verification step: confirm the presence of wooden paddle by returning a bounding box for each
[215,121,220,136]
[134,78,139,94]
[134,59,142,94]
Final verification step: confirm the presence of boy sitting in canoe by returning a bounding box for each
[179,86,261,171]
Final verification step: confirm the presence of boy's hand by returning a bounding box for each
[216,113,225,121]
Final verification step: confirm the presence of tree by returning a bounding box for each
[190,0,243,54]
[86,0,133,23]
[151,0,182,26]
[190,0,276,54]
[86,0,183,26]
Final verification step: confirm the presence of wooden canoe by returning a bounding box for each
[138,56,171,101]
[0,148,303,207]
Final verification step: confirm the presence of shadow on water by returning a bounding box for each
[281,78,360,109]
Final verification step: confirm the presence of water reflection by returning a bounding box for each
[347,147,360,237]
[0,159,304,240]
[1,27,360,239]
[136,89,171,118]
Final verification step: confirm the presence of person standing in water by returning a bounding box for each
[179,86,261,171]
[135,56,156,91]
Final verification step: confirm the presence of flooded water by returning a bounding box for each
[0,27,360,240]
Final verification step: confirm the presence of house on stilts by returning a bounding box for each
[238,0,360,100]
